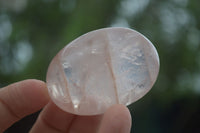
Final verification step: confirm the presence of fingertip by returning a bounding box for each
[0,79,50,117]
[0,79,50,131]
[107,104,132,130]
[18,79,50,104]
[99,104,132,133]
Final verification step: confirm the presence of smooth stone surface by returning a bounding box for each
[46,27,160,115]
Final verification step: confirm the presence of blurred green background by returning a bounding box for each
[0,0,200,132]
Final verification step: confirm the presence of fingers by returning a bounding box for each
[98,104,132,133]
[0,79,132,133]
[30,101,103,133]
[0,79,49,132]
[31,103,131,133]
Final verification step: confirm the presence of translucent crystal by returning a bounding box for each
[46,27,160,115]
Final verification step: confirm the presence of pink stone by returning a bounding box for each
[46,27,160,115]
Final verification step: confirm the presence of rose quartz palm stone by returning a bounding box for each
[46,27,159,115]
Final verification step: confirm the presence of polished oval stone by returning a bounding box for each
[46,27,160,115]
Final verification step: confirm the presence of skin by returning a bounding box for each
[0,79,132,133]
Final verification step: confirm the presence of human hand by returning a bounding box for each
[0,79,132,133]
